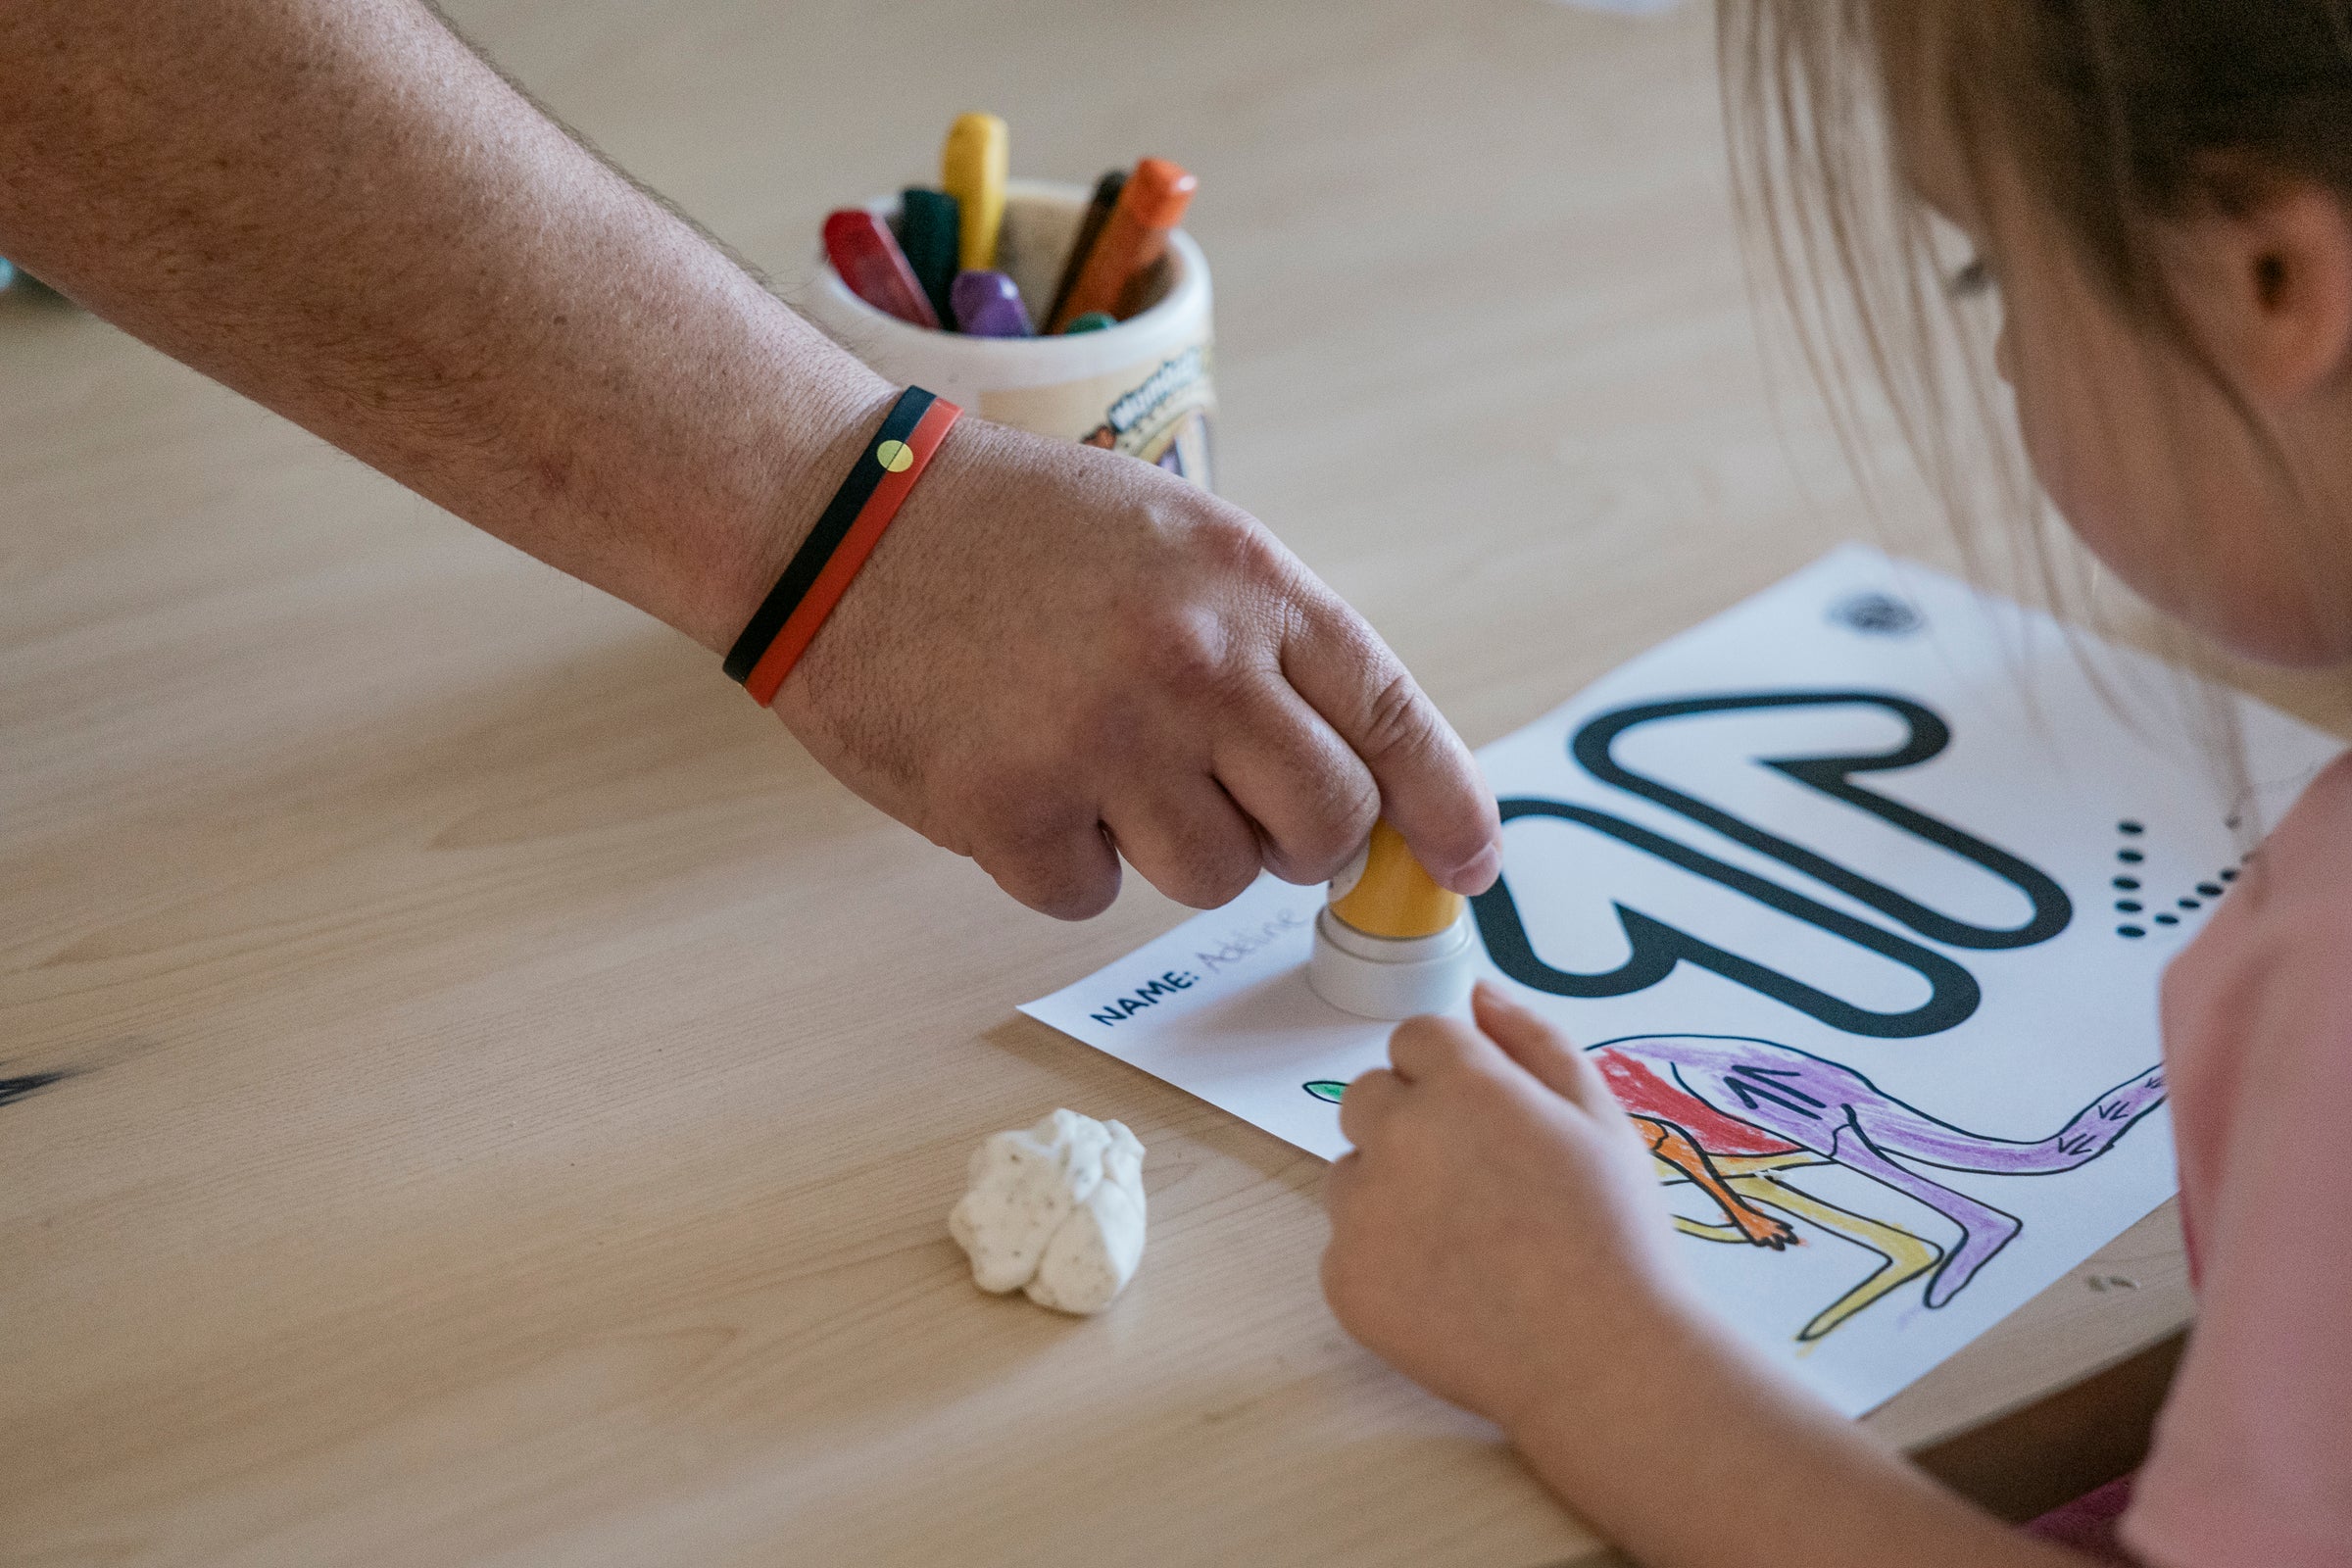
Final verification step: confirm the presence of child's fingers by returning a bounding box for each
[1324,1149,1362,1213]
[1336,1066,1404,1148]
[1387,1012,1490,1085]
[1470,980,1617,1114]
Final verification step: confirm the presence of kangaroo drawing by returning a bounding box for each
[1589,1035,2167,1341]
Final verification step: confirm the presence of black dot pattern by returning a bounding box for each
[2113,815,2249,941]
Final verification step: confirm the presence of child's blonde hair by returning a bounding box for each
[1719,1,2352,822]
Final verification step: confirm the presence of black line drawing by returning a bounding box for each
[1474,689,2084,1039]
[1473,802,1981,1038]
[1572,692,2071,949]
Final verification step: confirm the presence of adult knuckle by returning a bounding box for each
[1019,858,1117,921]
[1152,828,1258,909]
[1286,774,1380,879]
[1134,603,1237,692]
[1188,508,1284,580]
[972,799,1115,920]
[1199,853,1262,908]
[1152,851,1260,911]
[1355,669,1436,764]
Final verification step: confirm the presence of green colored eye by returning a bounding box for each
[1304,1080,1348,1103]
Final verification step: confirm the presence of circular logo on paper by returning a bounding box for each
[873,438,914,473]
[1829,591,1924,636]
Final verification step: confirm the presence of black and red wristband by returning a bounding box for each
[724,385,962,706]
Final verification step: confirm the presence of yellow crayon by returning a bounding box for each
[941,112,1008,272]
[1328,820,1464,940]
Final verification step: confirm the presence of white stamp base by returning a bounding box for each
[1307,906,1477,1020]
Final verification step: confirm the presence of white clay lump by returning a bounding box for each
[949,1109,1146,1315]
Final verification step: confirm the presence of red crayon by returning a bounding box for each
[823,209,941,329]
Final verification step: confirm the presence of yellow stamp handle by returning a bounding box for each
[1327,820,1464,939]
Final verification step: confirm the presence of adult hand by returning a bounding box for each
[0,0,1498,922]
[1320,982,1702,1435]
[772,413,1501,918]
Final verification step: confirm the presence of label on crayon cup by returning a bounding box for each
[980,341,1215,488]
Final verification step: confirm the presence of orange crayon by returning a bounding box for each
[1045,157,1196,333]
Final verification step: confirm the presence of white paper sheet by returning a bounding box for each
[1021,547,2343,1415]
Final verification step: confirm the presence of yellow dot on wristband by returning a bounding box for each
[874,439,914,473]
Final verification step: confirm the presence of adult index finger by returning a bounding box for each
[1280,587,1500,896]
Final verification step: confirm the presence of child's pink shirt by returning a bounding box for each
[2123,751,2352,1568]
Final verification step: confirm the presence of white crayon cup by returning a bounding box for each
[795,178,1216,491]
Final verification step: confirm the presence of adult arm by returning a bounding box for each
[0,0,1501,916]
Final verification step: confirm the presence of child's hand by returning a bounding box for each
[1321,981,1703,1436]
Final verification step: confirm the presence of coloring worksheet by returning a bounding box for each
[1022,547,2345,1415]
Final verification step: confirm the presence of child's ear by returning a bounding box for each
[2166,177,2352,410]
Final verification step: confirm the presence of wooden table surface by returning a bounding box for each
[9,2,2328,1563]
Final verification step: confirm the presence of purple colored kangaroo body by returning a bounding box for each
[1593,1034,2168,1308]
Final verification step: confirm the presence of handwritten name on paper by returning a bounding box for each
[1083,906,1314,1028]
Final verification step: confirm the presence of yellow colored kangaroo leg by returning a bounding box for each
[1733,1174,1944,1341]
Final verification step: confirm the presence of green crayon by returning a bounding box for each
[898,188,960,330]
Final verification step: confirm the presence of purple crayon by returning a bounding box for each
[950,269,1033,337]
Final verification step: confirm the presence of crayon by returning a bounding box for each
[1046,157,1196,332]
[822,209,940,329]
[951,270,1034,337]
[941,113,1008,272]
[898,188,961,329]
[1059,311,1116,334]
[1044,169,1125,334]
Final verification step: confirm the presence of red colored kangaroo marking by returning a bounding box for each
[1593,1048,1802,1159]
